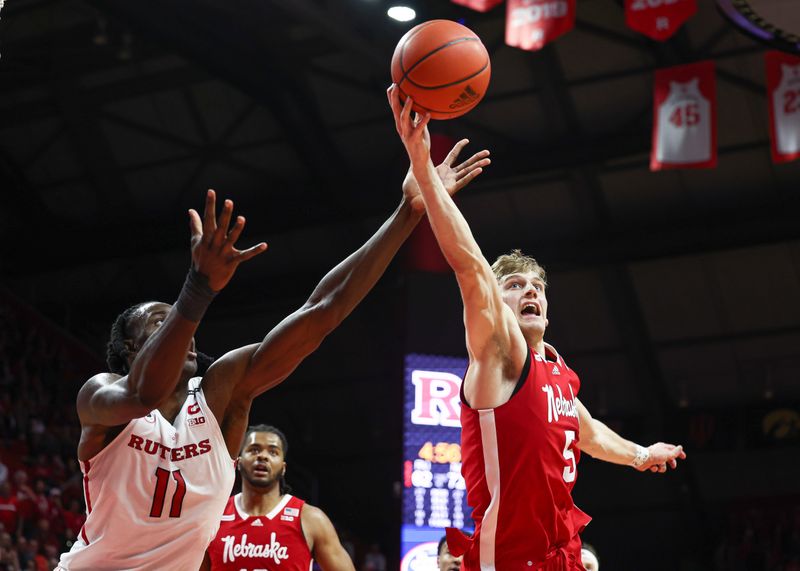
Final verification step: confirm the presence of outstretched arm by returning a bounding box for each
[576,400,686,473]
[302,505,355,571]
[78,190,266,428]
[202,136,489,413]
[388,85,526,408]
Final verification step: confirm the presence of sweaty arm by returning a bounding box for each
[388,87,525,408]
[576,400,686,473]
[302,505,355,571]
[203,196,423,415]
[79,191,265,430]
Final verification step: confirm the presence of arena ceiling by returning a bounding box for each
[2,0,800,421]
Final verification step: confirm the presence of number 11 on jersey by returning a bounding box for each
[149,468,186,518]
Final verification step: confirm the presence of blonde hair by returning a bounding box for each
[491,249,547,286]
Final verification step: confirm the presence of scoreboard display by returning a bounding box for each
[401,354,472,571]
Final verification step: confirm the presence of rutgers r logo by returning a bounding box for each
[410,370,462,427]
[188,403,200,415]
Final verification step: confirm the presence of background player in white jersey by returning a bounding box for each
[59,139,489,570]
[202,425,353,571]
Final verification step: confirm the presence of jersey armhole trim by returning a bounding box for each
[511,348,532,399]
[460,349,532,409]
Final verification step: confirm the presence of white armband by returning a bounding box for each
[631,444,650,468]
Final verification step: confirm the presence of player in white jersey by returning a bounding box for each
[58,139,490,570]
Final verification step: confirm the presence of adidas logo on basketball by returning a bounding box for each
[449,85,480,109]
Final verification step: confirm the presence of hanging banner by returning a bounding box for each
[766,50,800,164]
[451,0,504,12]
[403,133,455,274]
[651,61,717,170]
[505,0,576,52]
[625,0,697,41]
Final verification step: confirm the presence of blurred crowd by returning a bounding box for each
[714,503,800,571]
[0,303,89,570]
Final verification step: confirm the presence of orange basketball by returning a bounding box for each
[391,20,491,120]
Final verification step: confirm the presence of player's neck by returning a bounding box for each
[240,482,283,516]
[157,376,192,422]
[524,333,546,359]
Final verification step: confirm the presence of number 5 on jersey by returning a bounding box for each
[149,468,186,518]
[562,430,576,483]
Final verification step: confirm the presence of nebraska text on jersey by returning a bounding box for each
[541,383,578,423]
[207,494,313,571]
[222,531,288,564]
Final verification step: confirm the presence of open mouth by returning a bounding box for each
[521,303,540,316]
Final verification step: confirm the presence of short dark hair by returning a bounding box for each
[241,424,291,495]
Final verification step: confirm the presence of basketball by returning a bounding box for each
[391,19,491,120]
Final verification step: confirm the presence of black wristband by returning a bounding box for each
[174,268,217,322]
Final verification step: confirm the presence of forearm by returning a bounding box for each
[130,270,214,407]
[580,418,641,466]
[306,197,422,327]
[411,157,487,276]
[128,311,198,407]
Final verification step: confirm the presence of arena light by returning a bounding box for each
[388,6,416,22]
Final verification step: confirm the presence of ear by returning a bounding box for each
[545,318,549,328]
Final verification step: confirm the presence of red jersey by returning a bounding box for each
[207,493,313,571]
[448,344,591,569]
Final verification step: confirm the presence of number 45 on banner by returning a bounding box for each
[651,61,717,171]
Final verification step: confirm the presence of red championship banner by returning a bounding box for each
[505,0,576,52]
[625,0,696,41]
[651,61,717,170]
[451,0,504,12]
[766,50,800,164]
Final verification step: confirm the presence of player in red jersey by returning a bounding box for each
[202,425,353,571]
[388,86,687,570]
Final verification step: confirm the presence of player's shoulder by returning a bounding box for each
[216,494,238,524]
[77,372,124,407]
[82,371,124,390]
[299,502,332,527]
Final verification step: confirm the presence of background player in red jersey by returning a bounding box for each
[388,86,686,570]
[201,425,353,571]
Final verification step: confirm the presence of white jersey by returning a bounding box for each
[656,78,711,164]
[57,378,236,570]
[773,63,800,155]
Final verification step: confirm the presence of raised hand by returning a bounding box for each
[637,443,687,474]
[388,84,431,165]
[402,136,491,215]
[188,190,268,291]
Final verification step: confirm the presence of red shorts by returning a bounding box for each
[459,533,585,571]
